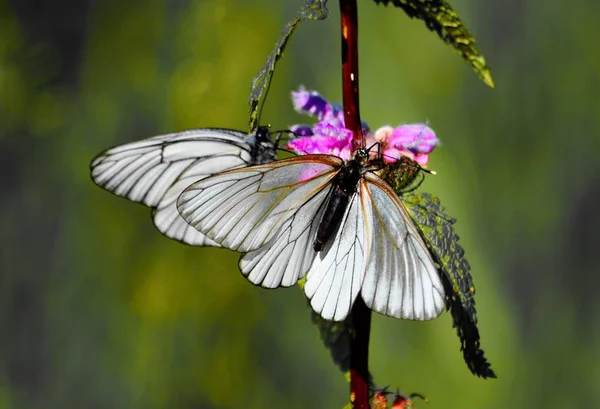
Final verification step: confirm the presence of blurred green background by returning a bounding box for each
[1,0,599,408]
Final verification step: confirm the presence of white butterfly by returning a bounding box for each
[176,148,445,321]
[90,127,281,246]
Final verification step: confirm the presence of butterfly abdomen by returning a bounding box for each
[313,161,362,251]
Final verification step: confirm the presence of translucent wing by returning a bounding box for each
[361,173,445,320]
[177,155,344,253]
[238,186,330,288]
[304,192,370,321]
[90,128,268,246]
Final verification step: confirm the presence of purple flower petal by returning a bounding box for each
[313,121,352,141]
[290,124,314,137]
[287,120,355,160]
[292,87,332,121]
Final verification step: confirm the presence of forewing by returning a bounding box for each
[361,174,445,320]
[177,155,344,253]
[239,186,330,288]
[304,192,370,322]
[90,129,255,246]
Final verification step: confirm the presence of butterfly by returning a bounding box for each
[176,147,445,321]
[90,126,284,246]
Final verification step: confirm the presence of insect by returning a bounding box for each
[176,147,445,321]
[90,126,283,246]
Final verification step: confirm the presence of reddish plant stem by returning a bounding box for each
[340,0,371,408]
[349,298,372,409]
[340,0,363,150]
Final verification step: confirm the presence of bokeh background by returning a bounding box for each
[1,0,598,408]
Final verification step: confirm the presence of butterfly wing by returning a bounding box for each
[238,184,330,289]
[90,128,267,246]
[360,173,445,320]
[177,155,344,254]
[303,191,370,321]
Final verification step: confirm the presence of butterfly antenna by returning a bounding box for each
[267,128,300,156]
[365,142,381,155]
[380,151,407,163]
[275,146,299,156]
[365,142,384,161]
[273,138,301,156]
[270,128,297,144]
[380,151,402,163]
[420,166,436,176]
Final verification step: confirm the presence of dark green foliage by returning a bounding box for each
[372,0,494,88]
[310,308,352,373]
[403,193,496,378]
[248,0,329,132]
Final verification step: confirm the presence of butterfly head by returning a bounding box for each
[255,125,271,143]
[251,126,298,163]
[352,147,370,162]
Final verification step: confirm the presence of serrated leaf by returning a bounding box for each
[248,0,329,132]
[373,0,494,88]
[403,192,496,378]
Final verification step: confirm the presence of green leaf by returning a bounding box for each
[403,192,496,378]
[373,0,495,88]
[248,0,329,132]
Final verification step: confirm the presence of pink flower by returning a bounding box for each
[387,123,438,154]
[375,123,438,165]
[287,120,354,160]
[288,88,438,166]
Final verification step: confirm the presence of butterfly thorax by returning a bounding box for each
[335,160,363,195]
[313,159,363,251]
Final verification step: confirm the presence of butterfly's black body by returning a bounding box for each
[248,126,278,164]
[313,159,363,251]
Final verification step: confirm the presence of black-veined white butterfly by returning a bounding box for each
[176,147,445,321]
[90,126,283,246]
